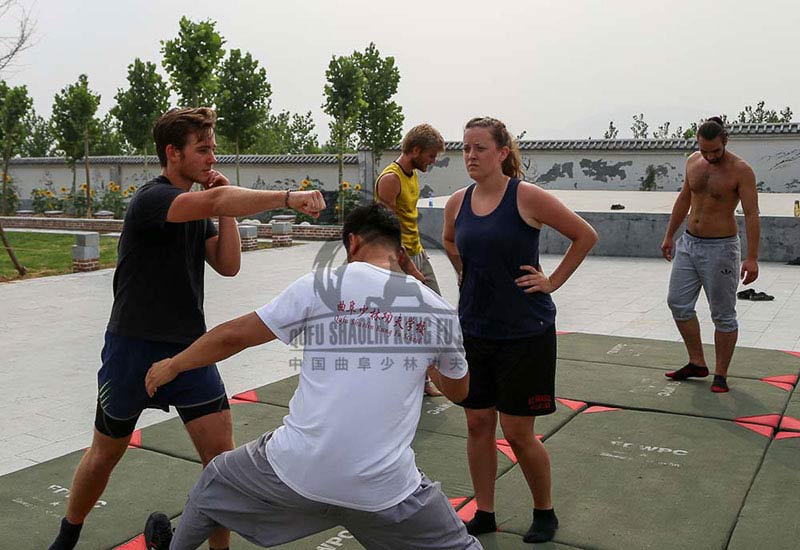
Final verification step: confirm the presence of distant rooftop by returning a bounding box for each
[414,122,800,152]
[10,154,358,166]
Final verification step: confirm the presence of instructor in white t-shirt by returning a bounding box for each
[140,204,481,550]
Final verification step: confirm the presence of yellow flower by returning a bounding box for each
[128,185,136,191]
[123,190,129,197]
[341,181,350,190]
[300,179,310,187]
[353,183,362,192]
[90,190,96,196]
[4,174,10,182]
[45,190,54,197]
[60,187,67,193]
[108,181,116,187]
[80,183,87,190]
[335,204,341,211]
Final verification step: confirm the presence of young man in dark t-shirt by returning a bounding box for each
[48,107,325,550]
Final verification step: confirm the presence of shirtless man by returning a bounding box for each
[661,116,760,392]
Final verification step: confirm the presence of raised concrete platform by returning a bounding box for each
[417,191,800,261]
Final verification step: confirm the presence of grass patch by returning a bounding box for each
[0,232,118,281]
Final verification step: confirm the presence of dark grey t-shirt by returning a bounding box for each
[107,176,218,344]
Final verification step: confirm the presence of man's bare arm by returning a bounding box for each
[167,187,325,223]
[738,163,760,284]
[145,313,275,396]
[375,173,401,212]
[661,161,693,261]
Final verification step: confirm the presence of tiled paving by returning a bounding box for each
[2,243,799,476]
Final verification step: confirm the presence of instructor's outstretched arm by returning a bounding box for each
[145,313,275,397]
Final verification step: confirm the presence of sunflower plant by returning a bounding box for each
[30,184,65,214]
[336,180,363,222]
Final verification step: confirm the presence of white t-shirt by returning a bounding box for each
[255,261,467,511]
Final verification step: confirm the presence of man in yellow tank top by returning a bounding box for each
[376,124,445,396]
[375,123,445,294]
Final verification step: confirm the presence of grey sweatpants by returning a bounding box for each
[667,232,740,332]
[410,249,441,295]
[170,433,482,550]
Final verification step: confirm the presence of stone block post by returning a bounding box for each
[238,224,258,251]
[72,232,100,272]
[272,221,292,247]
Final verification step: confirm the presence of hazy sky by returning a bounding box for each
[2,0,799,143]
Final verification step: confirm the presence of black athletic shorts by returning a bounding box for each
[458,324,556,416]
[94,330,228,438]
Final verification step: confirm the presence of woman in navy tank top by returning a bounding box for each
[443,117,597,543]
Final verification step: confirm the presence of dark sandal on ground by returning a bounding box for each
[464,510,497,536]
[737,289,755,300]
[524,508,559,543]
[665,363,709,380]
[750,291,774,301]
[711,374,729,393]
[144,512,173,550]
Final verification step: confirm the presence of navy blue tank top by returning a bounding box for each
[455,178,556,339]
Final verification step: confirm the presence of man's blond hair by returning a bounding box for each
[401,124,445,154]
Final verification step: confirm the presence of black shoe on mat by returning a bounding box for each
[144,512,173,550]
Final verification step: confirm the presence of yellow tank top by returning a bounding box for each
[374,161,422,255]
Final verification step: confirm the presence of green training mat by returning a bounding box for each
[557,332,800,379]
[556,358,790,426]
[136,400,288,463]
[727,432,800,550]
[492,407,772,550]
[0,447,200,549]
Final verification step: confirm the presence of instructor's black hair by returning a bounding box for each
[697,116,728,140]
[342,203,402,252]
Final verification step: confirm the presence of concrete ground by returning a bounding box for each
[2,242,799,477]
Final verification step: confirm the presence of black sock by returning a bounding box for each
[48,518,83,550]
[711,374,729,393]
[464,509,496,536]
[523,508,558,543]
[665,363,709,380]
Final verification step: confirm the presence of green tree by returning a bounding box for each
[247,110,320,154]
[90,113,131,156]
[352,42,404,179]
[51,74,101,216]
[161,16,226,107]
[0,0,35,73]
[215,49,271,185]
[603,121,618,139]
[111,58,169,173]
[738,101,793,123]
[0,81,31,214]
[0,0,35,276]
[631,113,649,139]
[20,110,53,156]
[322,54,366,222]
[652,121,671,139]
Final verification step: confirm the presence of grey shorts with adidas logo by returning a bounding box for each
[667,232,740,332]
